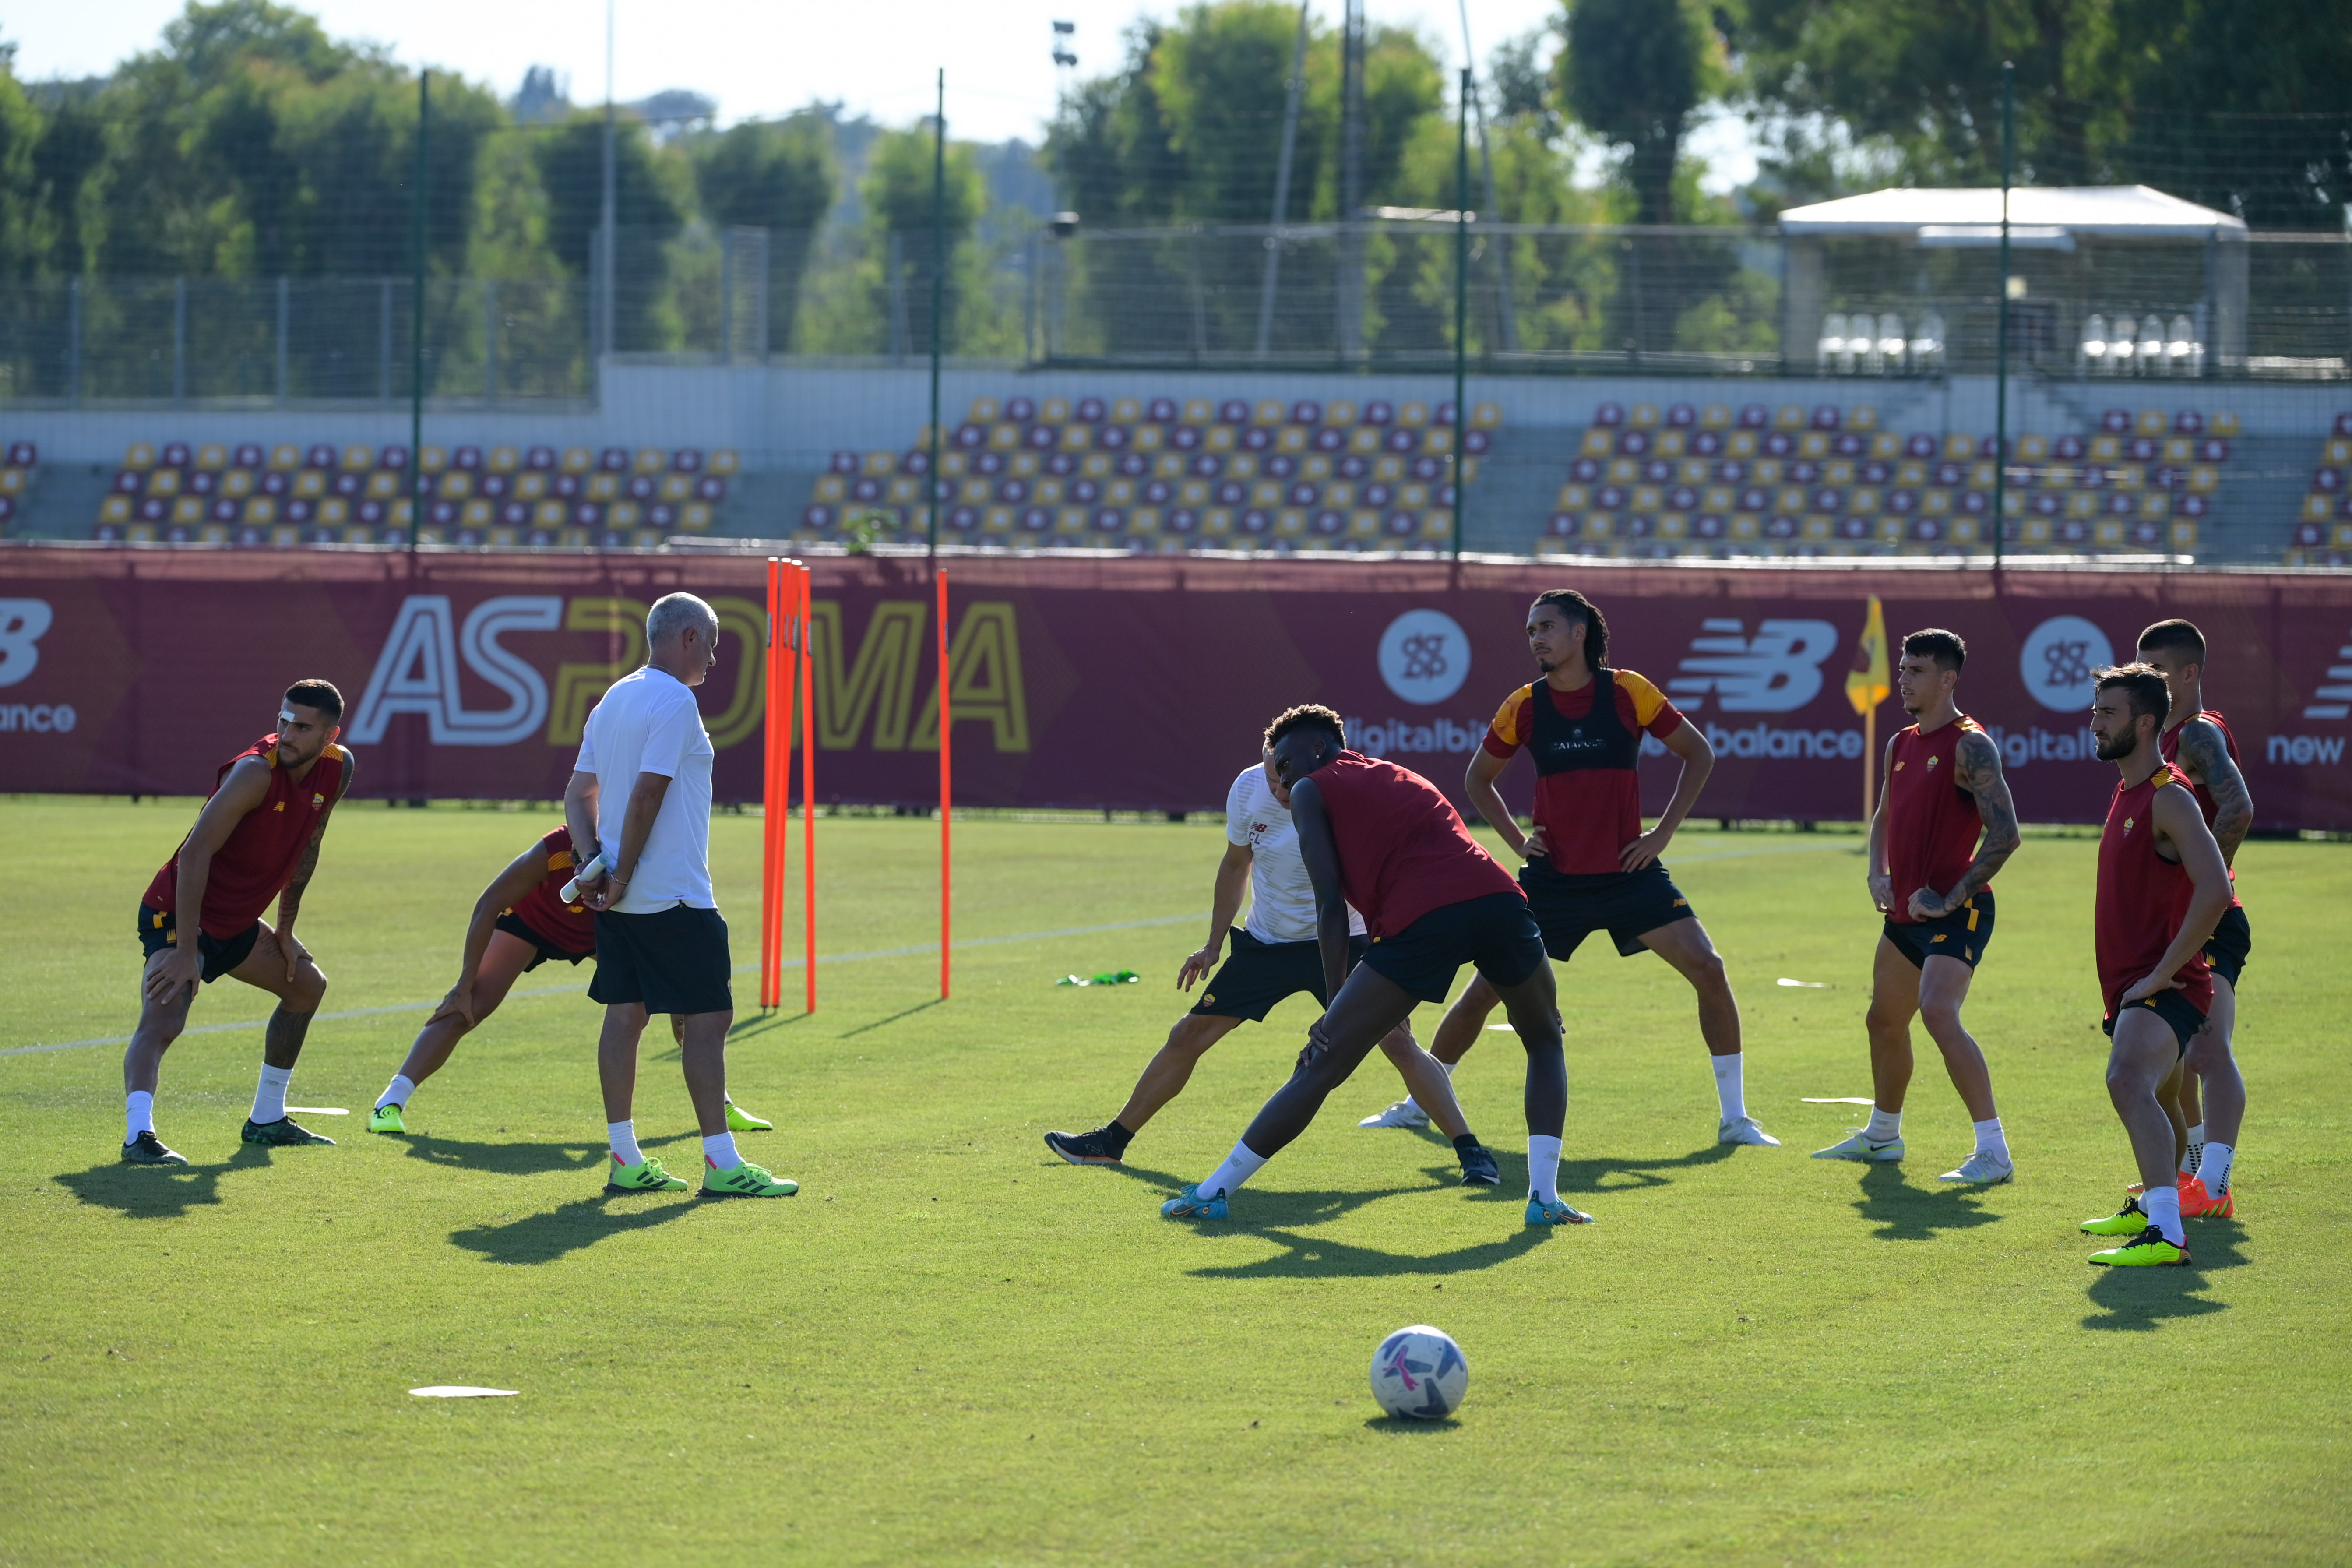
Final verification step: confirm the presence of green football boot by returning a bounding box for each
[723,1098,773,1133]
[241,1117,335,1147]
[604,1156,689,1194]
[2081,1198,2149,1236]
[2088,1226,2191,1267]
[369,1103,406,1135]
[701,1162,798,1198]
[121,1131,188,1166]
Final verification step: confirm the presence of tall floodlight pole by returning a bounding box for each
[927,69,946,560]
[1992,60,2013,572]
[599,0,617,363]
[1254,2,1311,358]
[1452,67,1469,561]
[409,70,428,554]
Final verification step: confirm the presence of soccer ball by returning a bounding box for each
[1369,1325,1468,1419]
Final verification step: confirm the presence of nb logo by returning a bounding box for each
[1666,618,1841,712]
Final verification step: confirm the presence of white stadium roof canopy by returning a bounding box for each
[1778,185,2247,250]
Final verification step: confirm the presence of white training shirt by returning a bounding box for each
[1225,762,1367,944]
[575,666,717,914]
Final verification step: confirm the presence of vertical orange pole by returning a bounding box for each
[799,560,817,1014]
[759,558,784,1012]
[937,568,951,1000]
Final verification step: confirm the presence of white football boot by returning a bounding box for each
[1358,1098,1430,1129]
[1938,1149,2014,1184]
[1718,1115,1781,1147]
[1812,1130,1905,1161]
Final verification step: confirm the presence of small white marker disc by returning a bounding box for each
[410,1386,518,1398]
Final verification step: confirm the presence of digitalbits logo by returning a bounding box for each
[1378,609,1471,705]
[2018,616,2114,713]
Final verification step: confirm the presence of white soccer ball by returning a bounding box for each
[1369,1324,1468,1419]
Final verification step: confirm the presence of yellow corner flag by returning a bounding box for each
[1846,595,1890,716]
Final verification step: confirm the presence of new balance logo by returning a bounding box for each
[2302,631,2352,719]
[1666,618,1841,713]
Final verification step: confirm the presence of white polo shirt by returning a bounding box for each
[575,666,716,913]
[1225,762,1367,944]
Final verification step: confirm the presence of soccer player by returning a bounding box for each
[1162,706,1590,1228]
[1043,748,1497,1186]
[123,680,354,1164]
[1813,629,2021,1182]
[2078,664,2232,1268]
[366,823,771,1137]
[2135,618,2254,1217]
[1358,588,1776,1148]
[567,592,795,1199]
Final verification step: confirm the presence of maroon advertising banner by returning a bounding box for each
[0,547,2346,829]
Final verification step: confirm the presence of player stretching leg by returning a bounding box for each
[2134,619,2254,1218]
[1360,588,1775,1149]
[367,824,769,1136]
[1046,748,1496,1185]
[568,594,794,1199]
[1164,707,1586,1228]
[1814,630,2021,1182]
[123,681,353,1164]
[2079,665,2231,1267]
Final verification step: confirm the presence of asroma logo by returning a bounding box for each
[2122,815,2137,836]
[1926,755,1941,769]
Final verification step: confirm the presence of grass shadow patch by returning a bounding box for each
[1850,1161,2004,1240]
[1363,1415,1465,1434]
[727,1011,815,1043]
[838,998,946,1039]
[1558,1140,1734,1198]
[400,1135,613,1177]
[451,1194,701,1265]
[53,1144,275,1220]
[2081,1220,2245,1330]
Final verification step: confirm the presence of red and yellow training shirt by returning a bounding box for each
[1883,715,1988,923]
[1482,668,1686,875]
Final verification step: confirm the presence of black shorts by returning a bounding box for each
[1519,860,1694,960]
[588,905,732,1015]
[2104,990,2207,1054]
[136,902,259,984]
[495,911,592,974]
[2202,905,2250,990]
[1191,928,1370,1022]
[1884,890,1996,970]
[1359,891,1549,1004]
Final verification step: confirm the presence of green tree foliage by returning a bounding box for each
[859,123,987,352]
[532,113,688,348]
[694,114,834,349]
[0,52,52,277]
[1556,0,1725,225]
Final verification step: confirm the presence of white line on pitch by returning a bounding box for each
[0,912,1198,1059]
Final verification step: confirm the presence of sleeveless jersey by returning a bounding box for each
[1483,668,1685,875]
[1883,715,1988,923]
[2158,709,2243,909]
[506,826,597,957]
[143,733,349,938]
[2094,762,2215,1019]
[1307,751,1521,940]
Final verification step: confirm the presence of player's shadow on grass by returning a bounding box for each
[1557,1141,1736,1197]
[53,1145,276,1220]
[397,1129,694,1177]
[450,1193,702,1266]
[2081,1219,2246,1331]
[1849,1161,2003,1241]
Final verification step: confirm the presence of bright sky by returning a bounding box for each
[9,0,1756,187]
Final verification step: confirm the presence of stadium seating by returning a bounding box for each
[2286,412,2352,568]
[0,442,36,536]
[90,441,736,549]
[800,395,1503,552]
[1538,402,2236,559]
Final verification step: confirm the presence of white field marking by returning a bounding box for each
[1776,978,1829,988]
[1802,1097,1877,1105]
[409,1386,518,1398]
[1484,1024,1517,1031]
[1,912,1201,1058]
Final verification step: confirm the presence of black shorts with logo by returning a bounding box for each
[495,911,592,974]
[2202,905,2251,990]
[136,902,260,984]
[589,904,732,1015]
[1359,891,1549,1004]
[1191,928,1371,1022]
[1519,860,1694,961]
[2104,990,2208,1054]
[1884,890,1996,971]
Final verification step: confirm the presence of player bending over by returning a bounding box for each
[1814,629,2021,1183]
[1044,745,1496,1186]
[1163,706,1590,1229]
[367,823,769,1138]
[2133,618,2253,1217]
[1360,588,1775,1149]
[123,680,354,1164]
[2078,665,2231,1268]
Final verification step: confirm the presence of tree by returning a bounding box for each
[861,122,984,352]
[532,113,688,349]
[1556,0,1725,225]
[694,114,835,349]
[0,51,51,278]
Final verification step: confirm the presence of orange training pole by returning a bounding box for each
[759,557,785,1011]
[937,567,951,1000]
[798,560,817,1014]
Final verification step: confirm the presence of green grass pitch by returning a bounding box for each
[2,796,2348,1566]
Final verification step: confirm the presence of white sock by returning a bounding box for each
[608,1120,643,1165]
[377,1074,416,1111]
[126,1091,155,1143]
[1973,1117,2009,1160]
[1711,1053,1746,1123]
[702,1131,742,1170]
[1196,1138,1270,1199]
[1865,1106,1902,1144]
[2199,1142,2234,1195]
[2141,1183,2185,1245]
[1527,1134,1563,1204]
[251,1064,291,1124]
[2184,1121,2205,1175]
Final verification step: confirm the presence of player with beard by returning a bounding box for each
[1814,629,2022,1183]
[2077,665,2231,1268]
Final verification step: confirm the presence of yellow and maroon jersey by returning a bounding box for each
[507,826,598,957]
[2095,764,2213,1019]
[143,733,348,938]
[1483,668,1685,875]
[1884,715,1987,923]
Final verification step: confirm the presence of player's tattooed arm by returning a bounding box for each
[2174,717,2253,863]
[1912,729,2021,918]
